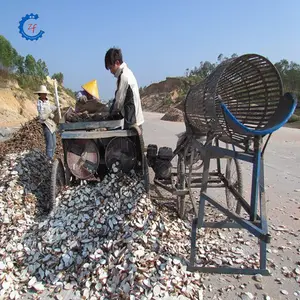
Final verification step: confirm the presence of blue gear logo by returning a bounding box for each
[18,13,45,41]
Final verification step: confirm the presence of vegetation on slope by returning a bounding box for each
[142,53,300,125]
[0,35,75,98]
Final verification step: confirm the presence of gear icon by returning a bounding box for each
[18,13,45,41]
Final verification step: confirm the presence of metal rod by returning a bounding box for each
[262,133,272,157]
[189,178,222,184]
[197,144,211,228]
[259,156,269,270]
[220,174,257,218]
[153,179,175,193]
[189,183,225,188]
[171,171,220,177]
[189,218,198,268]
[187,266,270,276]
[215,139,222,174]
[188,148,198,217]
[208,145,254,163]
[54,79,62,120]
[250,136,261,221]
[259,156,268,232]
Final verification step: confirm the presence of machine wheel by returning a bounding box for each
[176,154,186,219]
[225,157,243,214]
[50,158,66,212]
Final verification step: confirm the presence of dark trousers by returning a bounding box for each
[42,125,56,159]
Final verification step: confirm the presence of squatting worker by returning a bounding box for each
[104,47,144,133]
[34,85,57,160]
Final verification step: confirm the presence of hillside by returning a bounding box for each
[141,72,300,127]
[140,76,192,122]
[0,76,75,127]
[140,77,190,113]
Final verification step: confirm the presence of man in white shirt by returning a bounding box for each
[104,48,144,131]
[35,85,57,160]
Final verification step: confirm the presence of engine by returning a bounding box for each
[147,145,173,180]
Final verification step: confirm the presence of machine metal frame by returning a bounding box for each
[148,54,298,275]
[50,117,149,212]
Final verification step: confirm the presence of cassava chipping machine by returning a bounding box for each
[146,54,297,275]
[50,110,149,212]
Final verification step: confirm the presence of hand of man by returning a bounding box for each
[51,105,57,112]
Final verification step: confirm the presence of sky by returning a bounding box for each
[1,0,300,101]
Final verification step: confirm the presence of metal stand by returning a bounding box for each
[188,136,271,275]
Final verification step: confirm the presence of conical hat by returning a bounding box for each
[81,79,100,100]
[33,85,51,94]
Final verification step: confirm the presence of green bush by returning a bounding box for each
[16,74,43,90]
[288,114,300,123]
[63,87,75,98]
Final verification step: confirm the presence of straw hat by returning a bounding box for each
[82,79,100,100]
[33,85,51,94]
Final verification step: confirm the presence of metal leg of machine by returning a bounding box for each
[188,136,271,275]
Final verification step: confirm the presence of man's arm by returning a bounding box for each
[76,91,87,103]
[112,74,129,113]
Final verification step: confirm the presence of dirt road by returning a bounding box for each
[143,111,300,300]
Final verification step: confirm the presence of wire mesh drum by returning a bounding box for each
[184,54,284,143]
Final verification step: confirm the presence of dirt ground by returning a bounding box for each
[143,112,300,300]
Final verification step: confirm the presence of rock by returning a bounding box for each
[253,274,263,282]
[32,282,45,291]
[153,285,161,296]
[281,290,289,295]
[240,292,254,300]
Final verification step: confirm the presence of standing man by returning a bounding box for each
[104,48,144,132]
[34,85,57,160]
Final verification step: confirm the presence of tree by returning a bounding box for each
[217,53,223,63]
[14,55,25,74]
[52,72,64,85]
[189,61,216,78]
[24,54,37,76]
[275,60,300,101]
[36,59,49,79]
[0,35,18,69]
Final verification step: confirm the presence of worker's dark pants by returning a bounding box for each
[42,124,56,159]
